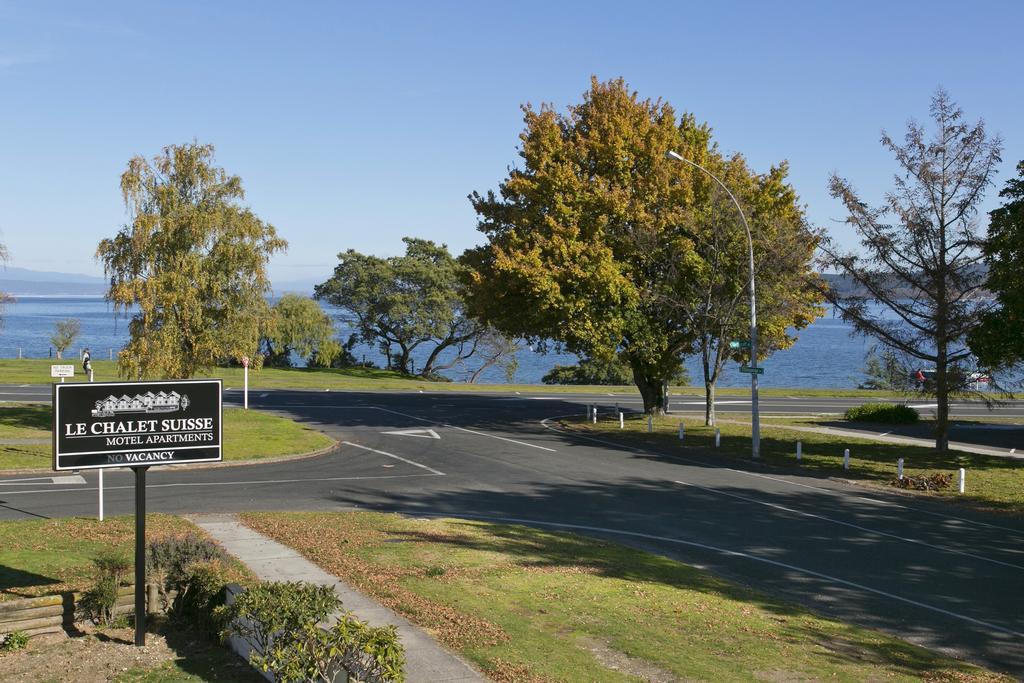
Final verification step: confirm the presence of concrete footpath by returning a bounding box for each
[192,513,485,683]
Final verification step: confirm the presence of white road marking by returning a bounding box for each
[381,428,441,440]
[672,479,1024,570]
[0,473,438,496]
[910,404,938,410]
[342,441,445,476]
[390,510,1024,640]
[259,393,269,398]
[0,475,86,486]
[372,406,557,452]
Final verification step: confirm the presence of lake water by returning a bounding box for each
[0,296,876,388]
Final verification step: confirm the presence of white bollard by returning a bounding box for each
[715,428,721,447]
[679,422,685,442]
[796,440,802,462]
[647,416,653,433]
[959,468,966,494]
[98,470,104,522]
[592,406,597,424]
[619,411,624,429]
[843,448,850,470]
[897,458,904,480]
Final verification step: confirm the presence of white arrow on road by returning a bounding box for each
[381,428,441,440]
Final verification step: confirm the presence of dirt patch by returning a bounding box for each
[0,623,260,682]
[577,635,680,682]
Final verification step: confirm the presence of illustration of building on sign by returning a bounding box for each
[91,391,190,417]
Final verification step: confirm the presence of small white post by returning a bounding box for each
[98,469,104,522]
[959,468,965,494]
[897,458,904,480]
[843,448,850,470]
[796,440,802,462]
[109,348,113,361]
[678,422,685,442]
[619,412,624,429]
[60,376,64,383]
[592,406,597,424]
[715,429,721,447]
[242,356,250,410]
[647,416,653,433]
[18,348,22,359]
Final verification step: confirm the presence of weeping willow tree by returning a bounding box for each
[97,142,287,379]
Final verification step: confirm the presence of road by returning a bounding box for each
[1,386,1022,676]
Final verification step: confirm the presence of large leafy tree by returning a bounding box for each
[463,77,813,413]
[668,156,823,425]
[819,90,1002,452]
[97,142,286,379]
[969,161,1024,371]
[262,294,340,368]
[315,238,482,377]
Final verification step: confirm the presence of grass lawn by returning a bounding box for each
[566,414,1024,514]
[0,404,333,471]
[0,358,909,398]
[0,514,253,601]
[241,510,1009,682]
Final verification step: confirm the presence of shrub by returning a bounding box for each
[173,560,233,638]
[1,630,29,652]
[80,549,132,626]
[147,534,227,612]
[219,581,405,682]
[844,402,919,424]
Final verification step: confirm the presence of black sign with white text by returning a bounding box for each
[53,379,222,470]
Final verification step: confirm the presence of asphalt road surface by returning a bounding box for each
[1,386,1022,676]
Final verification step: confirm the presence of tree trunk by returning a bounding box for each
[704,380,716,426]
[396,344,411,375]
[935,344,949,453]
[631,363,667,415]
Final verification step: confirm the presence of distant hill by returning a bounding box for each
[0,267,107,296]
[0,266,320,298]
[821,269,991,300]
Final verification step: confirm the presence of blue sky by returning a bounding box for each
[1,1,1021,284]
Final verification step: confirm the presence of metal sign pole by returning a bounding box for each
[134,465,150,646]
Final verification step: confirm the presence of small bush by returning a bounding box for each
[172,560,233,638]
[844,402,919,424]
[80,549,132,626]
[219,581,405,682]
[1,630,29,652]
[147,534,227,612]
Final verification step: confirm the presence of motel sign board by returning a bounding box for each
[53,379,222,470]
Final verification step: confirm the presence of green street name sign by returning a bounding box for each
[729,340,752,350]
[739,366,764,375]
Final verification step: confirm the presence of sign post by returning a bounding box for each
[50,365,74,383]
[53,379,222,646]
[242,356,249,410]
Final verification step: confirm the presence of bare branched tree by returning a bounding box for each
[819,89,1002,452]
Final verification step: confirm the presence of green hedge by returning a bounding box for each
[844,402,919,424]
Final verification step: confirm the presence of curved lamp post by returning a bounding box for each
[666,150,760,459]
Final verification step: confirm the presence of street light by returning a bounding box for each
[666,150,760,459]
